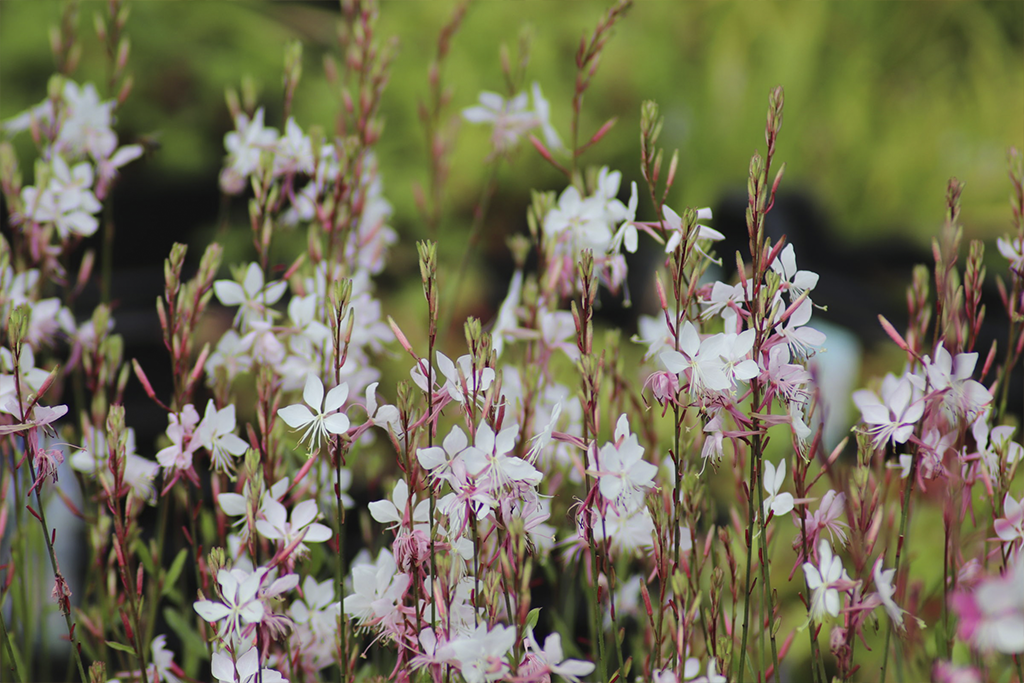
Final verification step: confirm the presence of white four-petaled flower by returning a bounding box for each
[278,374,350,454]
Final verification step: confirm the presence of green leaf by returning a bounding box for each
[164,607,209,673]
[132,538,156,576]
[525,607,541,631]
[105,640,137,655]
[161,549,188,597]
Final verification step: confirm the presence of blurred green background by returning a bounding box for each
[2,0,1021,249]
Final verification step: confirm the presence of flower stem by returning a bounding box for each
[0,596,26,683]
[880,453,919,683]
[25,456,89,683]
[754,442,781,683]
[336,449,350,683]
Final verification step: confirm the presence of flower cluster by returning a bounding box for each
[2,5,1022,683]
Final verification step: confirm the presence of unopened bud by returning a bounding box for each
[7,303,31,352]
[207,548,226,578]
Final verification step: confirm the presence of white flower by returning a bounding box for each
[527,400,561,462]
[544,185,613,251]
[530,82,563,152]
[662,205,721,253]
[633,313,674,361]
[719,329,760,387]
[776,298,826,359]
[461,422,541,491]
[211,646,287,683]
[272,117,314,177]
[802,539,847,621]
[196,400,249,474]
[155,405,202,476]
[872,558,905,630]
[608,181,639,253]
[853,374,924,448]
[418,424,469,486]
[58,81,118,158]
[21,155,102,239]
[148,634,182,683]
[343,549,410,629]
[689,660,727,683]
[290,576,340,637]
[762,459,795,518]
[463,90,534,153]
[256,498,332,555]
[448,623,517,683]
[591,415,657,513]
[193,567,266,643]
[770,243,819,303]
[995,493,1024,548]
[660,322,731,396]
[435,351,495,404]
[590,505,660,556]
[213,262,287,329]
[525,629,595,682]
[997,235,1024,272]
[221,108,279,193]
[277,374,350,453]
[365,381,401,435]
[368,479,430,529]
[206,330,253,384]
[924,344,991,422]
[701,280,748,330]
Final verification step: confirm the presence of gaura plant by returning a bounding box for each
[0,2,1021,683]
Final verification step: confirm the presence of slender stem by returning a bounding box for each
[25,456,89,683]
[336,450,349,683]
[755,450,781,683]
[881,454,919,683]
[736,434,757,683]
[0,594,26,682]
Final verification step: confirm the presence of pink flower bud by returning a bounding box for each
[647,371,678,405]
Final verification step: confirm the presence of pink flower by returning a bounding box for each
[950,550,1024,653]
[156,405,202,490]
[994,493,1024,549]
[853,374,924,447]
[924,344,991,422]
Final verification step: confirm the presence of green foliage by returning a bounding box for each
[2,2,1021,247]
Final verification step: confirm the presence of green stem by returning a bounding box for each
[336,452,349,683]
[755,449,781,683]
[25,456,89,683]
[736,439,757,683]
[880,453,919,683]
[0,593,26,682]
